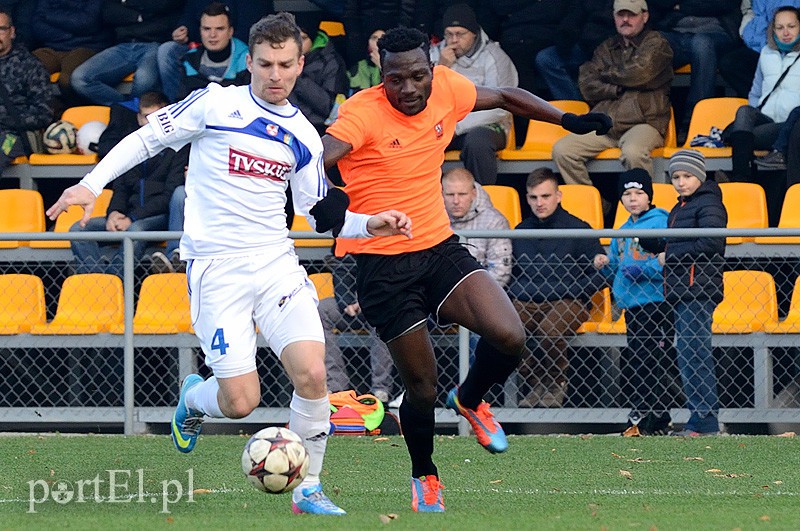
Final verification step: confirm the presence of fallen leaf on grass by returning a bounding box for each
[490,479,502,484]
[611,452,622,459]
[759,515,770,521]
[627,457,652,463]
[712,473,751,478]
[192,489,212,495]
[684,457,704,461]
[776,432,795,438]
[774,481,783,485]
[165,517,174,524]
[50,469,55,477]
[619,470,633,479]
[379,513,398,524]
[373,437,389,442]
[705,469,722,473]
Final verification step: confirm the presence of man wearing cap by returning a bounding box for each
[430,3,518,185]
[552,0,672,208]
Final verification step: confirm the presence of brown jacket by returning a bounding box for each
[579,28,673,140]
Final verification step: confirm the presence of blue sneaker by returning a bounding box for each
[446,387,508,453]
[291,484,346,515]
[411,475,445,512]
[171,374,204,453]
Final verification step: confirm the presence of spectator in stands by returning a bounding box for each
[30,0,110,110]
[650,0,741,137]
[347,27,384,94]
[552,0,672,212]
[288,11,347,136]
[319,254,394,404]
[150,181,186,274]
[724,6,800,183]
[70,0,183,106]
[0,0,32,49]
[342,1,412,69]
[535,0,617,101]
[69,92,188,278]
[442,167,512,288]
[97,98,145,159]
[430,4,518,186]
[175,2,249,100]
[643,149,727,436]
[720,0,800,99]
[0,8,53,172]
[157,0,269,102]
[594,168,674,436]
[508,168,607,408]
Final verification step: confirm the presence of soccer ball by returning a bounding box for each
[43,120,78,154]
[241,427,309,494]
[76,120,107,155]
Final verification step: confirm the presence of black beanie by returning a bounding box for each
[442,3,480,35]
[618,168,653,202]
[293,11,322,38]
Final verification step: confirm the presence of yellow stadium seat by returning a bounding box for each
[755,183,800,244]
[559,184,603,229]
[482,185,522,227]
[320,20,345,37]
[444,120,515,162]
[291,214,334,248]
[308,272,334,300]
[110,273,191,334]
[0,189,45,248]
[30,274,124,334]
[674,64,691,74]
[576,288,612,333]
[720,182,768,244]
[499,100,589,160]
[712,270,777,333]
[661,97,748,159]
[31,188,113,249]
[596,311,626,334]
[29,105,110,165]
[763,276,800,333]
[0,274,46,334]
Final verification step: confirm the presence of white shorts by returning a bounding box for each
[187,251,323,379]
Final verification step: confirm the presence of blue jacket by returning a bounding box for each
[179,38,250,99]
[603,207,668,309]
[742,0,800,52]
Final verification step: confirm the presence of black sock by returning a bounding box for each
[459,337,521,409]
[399,399,438,478]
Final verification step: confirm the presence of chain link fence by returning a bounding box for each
[1,229,799,432]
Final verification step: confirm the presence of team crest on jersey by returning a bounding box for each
[266,124,279,137]
[228,146,291,181]
[434,121,443,139]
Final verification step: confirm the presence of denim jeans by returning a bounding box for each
[674,298,720,433]
[157,41,189,102]
[535,45,589,101]
[774,106,800,153]
[166,185,186,256]
[71,43,161,105]
[70,214,168,277]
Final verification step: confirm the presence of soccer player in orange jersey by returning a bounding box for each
[317,27,611,513]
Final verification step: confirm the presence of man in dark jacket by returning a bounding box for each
[71,0,184,105]
[69,92,188,278]
[508,168,607,408]
[0,8,53,172]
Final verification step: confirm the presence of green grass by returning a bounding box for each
[2,433,800,529]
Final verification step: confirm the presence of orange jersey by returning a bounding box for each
[327,66,477,255]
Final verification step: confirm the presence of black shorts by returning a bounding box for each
[355,235,484,342]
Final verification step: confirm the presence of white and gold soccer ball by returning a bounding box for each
[241,427,309,494]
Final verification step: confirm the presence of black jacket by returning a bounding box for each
[508,205,607,303]
[649,0,742,41]
[102,0,183,43]
[663,180,727,303]
[97,99,139,159]
[108,145,189,221]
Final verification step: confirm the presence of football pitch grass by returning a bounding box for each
[2,433,800,530]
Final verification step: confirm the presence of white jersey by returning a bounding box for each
[149,84,326,259]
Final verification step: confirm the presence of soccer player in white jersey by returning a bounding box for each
[46,13,411,516]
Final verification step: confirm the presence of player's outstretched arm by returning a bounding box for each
[45,183,97,227]
[474,86,612,135]
[367,210,412,239]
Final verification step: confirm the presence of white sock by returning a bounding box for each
[289,392,330,496]
[185,376,224,418]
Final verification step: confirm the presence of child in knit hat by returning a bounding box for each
[662,149,727,435]
[594,168,673,435]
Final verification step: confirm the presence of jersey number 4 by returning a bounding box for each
[211,328,229,355]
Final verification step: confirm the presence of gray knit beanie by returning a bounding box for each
[669,149,707,182]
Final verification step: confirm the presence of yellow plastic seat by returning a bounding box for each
[29,105,110,165]
[720,182,768,244]
[320,20,345,37]
[0,189,45,248]
[712,270,777,333]
[559,184,603,229]
[30,274,124,334]
[445,121,515,161]
[763,276,800,333]
[755,183,800,244]
[31,188,113,249]
[308,272,334,300]
[499,100,589,160]
[291,214,334,248]
[674,64,691,74]
[482,185,522,227]
[110,273,191,334]
[0,274,46,334]
[576,288,612,333]
[661,97,748,159]
[596,311,626,334]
